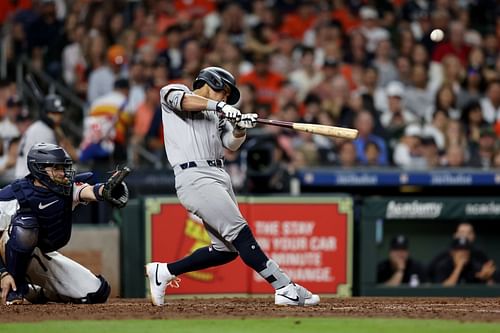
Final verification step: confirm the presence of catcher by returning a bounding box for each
[0,143,130,305]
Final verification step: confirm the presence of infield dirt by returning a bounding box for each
[1,297,499,323]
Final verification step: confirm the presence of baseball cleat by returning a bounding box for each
[275,282,320,306]
[145,262,179,306]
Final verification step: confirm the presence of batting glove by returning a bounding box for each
[216,101,241,122]
[235,113,258,129]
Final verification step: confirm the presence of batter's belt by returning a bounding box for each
[173,159,224,174]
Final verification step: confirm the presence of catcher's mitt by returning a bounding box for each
[102,166,131,208]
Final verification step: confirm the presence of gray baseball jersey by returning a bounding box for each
[160,84,235,166]
[160,83,247,251]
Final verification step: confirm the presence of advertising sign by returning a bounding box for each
[145,197,352,296]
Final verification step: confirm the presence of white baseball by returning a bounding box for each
[430,29,444,42]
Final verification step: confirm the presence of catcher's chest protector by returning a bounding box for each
[11,179,73,252]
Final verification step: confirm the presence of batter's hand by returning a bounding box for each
[216,101,241,122]
[236,113,258,129]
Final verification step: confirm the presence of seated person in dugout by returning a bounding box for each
[452,222,500,284]
[427,235,499,285]
[377,234,427,286]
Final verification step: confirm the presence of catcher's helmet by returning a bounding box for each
[27,143,75,196]
[193,67,240,105]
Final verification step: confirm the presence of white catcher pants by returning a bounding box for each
[0,231,101,302]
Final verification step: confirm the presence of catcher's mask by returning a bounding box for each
[27,143,75,196]
[193,66,240,105]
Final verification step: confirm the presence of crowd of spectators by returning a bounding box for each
[0,0,499,188]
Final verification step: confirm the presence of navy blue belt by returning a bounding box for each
[179,159,224,170]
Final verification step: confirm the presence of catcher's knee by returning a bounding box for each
[8,214,39,253]
[82,275,111,304]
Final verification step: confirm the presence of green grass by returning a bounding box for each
[1,318,499,333]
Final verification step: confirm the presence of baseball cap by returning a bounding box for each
[323,58,339,67]
[386,81,404,98]
[390,235,408,250]
[360,6,378,20]
[114,78,130,90]
[451,236,471,250]
[404,124,422,137]
[480,126,496,138]
[107,45,126,65]
[7,94,22,107]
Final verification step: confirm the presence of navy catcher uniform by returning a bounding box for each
[0,143,129,305]
[145,66,319,306]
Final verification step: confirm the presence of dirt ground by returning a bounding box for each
[1,297,500,323]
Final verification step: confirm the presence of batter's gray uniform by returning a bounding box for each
[160,84,246,251]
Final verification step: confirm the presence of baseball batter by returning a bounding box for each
[145,66,320,306]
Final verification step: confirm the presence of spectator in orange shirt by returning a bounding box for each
[279,1,317,41]
[239,52,285,111]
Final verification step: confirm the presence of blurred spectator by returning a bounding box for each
[143,104,166,164]
[364,141,382,167]
[0,95,24,181]
[440,143,466,167]
[239,52,285,111]
[424,109,448,152]
[425,84,458,122]
[27,0,66,78]
[371,38,398,88]
[392,124,426,170]
[87,44,127,104]
[444,119,468,153]
[288,47,323,102]
[279,1,317,41]
[62,22,87,91]
[80,79,132,166]
[481,79,500,124]
[431,21,470,66]
[127,60,147,113]
[420,136,441,169]
[467,126,497,169]
[314,58,342,102]
[352,110,388,166]
[335,140,358,168]
[356,66,386,114]
[157,24,184,79]
[130,81,160,166]
[15,93,77,178]
[358,6,390,55]
[377,234,427,286]
[404,63,434,120]
[380,81,418,133]
[460,100,488,145]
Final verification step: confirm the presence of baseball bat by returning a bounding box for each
[256,118,359,140]
[25,73,44,103]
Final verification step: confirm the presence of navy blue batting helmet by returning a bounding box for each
[193,67,240,105]
[27,143,75,196]
[43,94,65,113]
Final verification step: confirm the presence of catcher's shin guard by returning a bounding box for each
[77,275,111,304]
[6,214,39,289]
